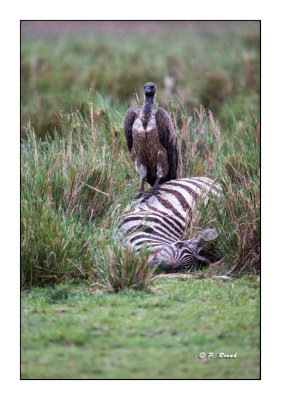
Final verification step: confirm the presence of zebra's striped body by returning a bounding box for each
[119,177,221,271]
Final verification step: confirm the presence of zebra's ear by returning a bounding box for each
[192,228,218,246]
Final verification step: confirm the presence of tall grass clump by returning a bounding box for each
[21,103,139,287]
[193,161,260,274]
[211,156,260,273]
[21,198,94,287]
[176,106,260,274]
[94,241,154,292]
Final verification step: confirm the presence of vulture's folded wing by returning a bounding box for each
[124,107,136,151]
[156,107,179,180]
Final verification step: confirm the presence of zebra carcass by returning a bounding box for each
[118,177,221,272]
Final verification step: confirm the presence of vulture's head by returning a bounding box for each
[147,228,218,273]
[144,82,157,97]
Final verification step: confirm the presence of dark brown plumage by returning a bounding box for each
[124,82,179,194]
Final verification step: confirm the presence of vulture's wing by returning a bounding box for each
[156,107,179,180]
[124,107,136,151]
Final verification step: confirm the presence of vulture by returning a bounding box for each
[124,82,179,194]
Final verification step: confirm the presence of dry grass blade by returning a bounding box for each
[88,101,95,144]
[32,128,38,165]
[80,181,109,197]
[152,273,194,280]
[122,154,135,179]
[192,106,205,156]
[208,110,221,148]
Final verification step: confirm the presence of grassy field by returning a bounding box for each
[21,21,260,379]
[21,277,260,379]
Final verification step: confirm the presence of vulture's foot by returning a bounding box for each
[132,191,145,201]
[152,177,161,192]
[140,188,160,202]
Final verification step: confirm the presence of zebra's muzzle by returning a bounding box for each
[148,257,163,269]
[148,255,177,273]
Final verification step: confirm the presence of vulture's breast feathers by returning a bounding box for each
[132,112,157,135]
[131,111,165,166]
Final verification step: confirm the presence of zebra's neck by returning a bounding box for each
[141,95,155,122]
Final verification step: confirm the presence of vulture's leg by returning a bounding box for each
[151,162,165,191]
[141,175,161,201]
[139,177,146,193]
[152,175,161,191]
[134,162,147,197]
[133,178,147,200]
[144,164,163,200]
[141,160,166,201]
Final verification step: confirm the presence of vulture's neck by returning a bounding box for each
[141,95,155,123]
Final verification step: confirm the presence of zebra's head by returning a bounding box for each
[147,228,218,273]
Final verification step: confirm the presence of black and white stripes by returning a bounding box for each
[118,177,221,271]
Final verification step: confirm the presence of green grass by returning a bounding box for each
[21,277,260,379]
[21,23,260,139]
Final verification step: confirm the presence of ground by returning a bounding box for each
[21,276,260,379]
